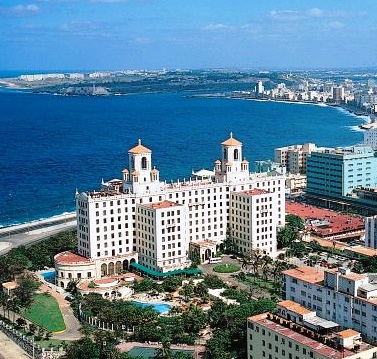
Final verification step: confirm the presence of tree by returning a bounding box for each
[206,329,232,359]
[66,279,80,295]
[203,275,224,289]
[181,306,207,334]
[0,291,8,318]
[240,252,252,272]
[180,282,194,302]
[223,226,237,254]
[153,339,173,359]
[285,214,304,230]
[251,249,264,277]
[162,277,182,293]
[16,317,27,330]
[65,337,100,359]
[29,323,37,335]
[133,278,154,293]
[194,282,208,298]
[261,255,273,282]
[286,241,309,258]
[14,273,40,309]
[93,329,121,359]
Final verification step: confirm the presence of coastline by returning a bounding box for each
[224,94,372,126]
[0,79,28,90]
[0,212,76,233]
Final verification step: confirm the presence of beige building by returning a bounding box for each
[274,143,329,174]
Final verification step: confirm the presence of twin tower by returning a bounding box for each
[121,133,250,195]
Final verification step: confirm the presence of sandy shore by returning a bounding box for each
[0,79,28,90]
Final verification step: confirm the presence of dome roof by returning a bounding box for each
[129,139,152,154]
[221,132,242,146]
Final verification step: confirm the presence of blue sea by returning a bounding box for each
[0,82,365,227]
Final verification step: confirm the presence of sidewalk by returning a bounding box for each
[0,330,29,359]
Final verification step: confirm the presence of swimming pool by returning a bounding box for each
[41,270,56,283]
[132,301,171,314]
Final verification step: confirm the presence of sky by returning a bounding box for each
[0,0,376,71]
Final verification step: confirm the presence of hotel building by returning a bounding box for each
[282,266,377,344]
[55,134,285,288]
[247,300,377,359]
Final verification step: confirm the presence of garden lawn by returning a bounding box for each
[23,294,65,332]
[213,264,240,273]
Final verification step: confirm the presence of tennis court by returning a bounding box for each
[129,346,194,358]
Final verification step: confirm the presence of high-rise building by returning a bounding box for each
[365,215,377,249]
[55,135,286,288]
[332,86,345,102]
[306,146,377,198]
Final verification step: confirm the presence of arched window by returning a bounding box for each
[131,157,135,170]
[234,149,239,160]
[141,156,147,170]
[223,149,227,161]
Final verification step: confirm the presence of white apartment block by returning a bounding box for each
[247,300,377,359]
[364,129,377,150]
[57,134,285,286]
[365,216,377,249]
[283,266,377,344]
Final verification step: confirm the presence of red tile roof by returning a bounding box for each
[243,188,269,196]
[144,200,180,209]
[286,200,364,238]
[54,251,91,264]
[282,266,324,284]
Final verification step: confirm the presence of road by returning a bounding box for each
[0,214,76,255]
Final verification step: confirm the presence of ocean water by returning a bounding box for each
[0,88,364,227]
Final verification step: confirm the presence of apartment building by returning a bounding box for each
[283,266,377,343]
[247,300,377,359]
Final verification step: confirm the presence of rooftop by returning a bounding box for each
[286,200,364,238]
[144,200,181,209]
[282,266,324,284]
[336,329,360,339]
[221,133,242,146]
[278,300,313,316]
[2,281,18,289]
[249,313,371,359]
[54,251,91,264]
[242,188,269,196]
[128,139,152,154]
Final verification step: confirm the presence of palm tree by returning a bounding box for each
[0,292,8,318]
[251,249,264,278]
[154,339,173,359]
[241,251,252,272]
[261,255,273,283]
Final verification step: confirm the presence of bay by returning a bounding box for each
[0,90,364,226]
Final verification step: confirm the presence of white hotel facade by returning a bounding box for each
[55,134,285,287]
